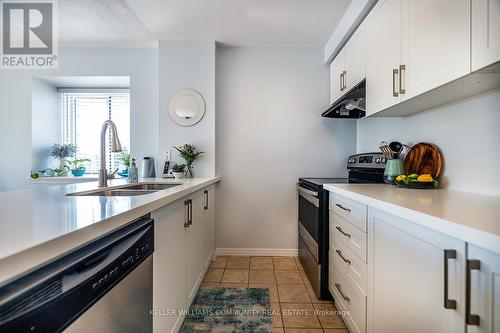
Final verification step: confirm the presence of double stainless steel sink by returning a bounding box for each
[67,183,181,197]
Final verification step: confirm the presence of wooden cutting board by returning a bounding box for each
[404,143,444,178]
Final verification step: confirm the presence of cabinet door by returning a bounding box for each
[344,23,366,90]
[186,191,206,305]
[365,0,402,116]
[401,0,470,100]
[152,199,187,333]
[369,209,465,333]
[472,0,500,71]
[330,49,345,103]
[202,186,216,268]
[467,244,500,333]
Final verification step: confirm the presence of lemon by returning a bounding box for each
[417,174,434,182]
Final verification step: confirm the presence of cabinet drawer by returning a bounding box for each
[330,212,367,262]
[330,243,367,294]
[330,193,367,232]
[330,261,366,333]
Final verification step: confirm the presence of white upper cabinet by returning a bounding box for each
[467,244,500,333]
[401,0,471,100]
[472,0,500,71]
[344,23,366,90]
[329,24,367,105]
[330,48,345,103]
[365,0,403,116]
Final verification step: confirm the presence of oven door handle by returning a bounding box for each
[297,184,319,207]
[297,184,318,198]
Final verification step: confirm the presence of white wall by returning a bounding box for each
[46,48,160,170]
[357,89,500,196]
[0,48,159,191]
[215,47,357,250]
[0,71,32,191]
[31,78,60,171]
[158,41,216,177]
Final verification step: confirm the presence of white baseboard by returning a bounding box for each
[215,248,298,257]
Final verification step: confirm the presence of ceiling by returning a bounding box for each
[58,0,154,47]
[37,76,130,88]
[57,0,351,47]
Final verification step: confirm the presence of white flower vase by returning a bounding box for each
[58,158,66,171]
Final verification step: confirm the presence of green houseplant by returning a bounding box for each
[173,144,204,177]
[171,163,186,179]
[66,158,91,177]
[117,151,131,177]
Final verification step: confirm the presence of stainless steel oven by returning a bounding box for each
[298,153,386,300]
[297,182,330,299]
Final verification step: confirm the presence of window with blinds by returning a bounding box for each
[60,90,130,174]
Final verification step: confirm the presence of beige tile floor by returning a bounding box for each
[202,256,349,333]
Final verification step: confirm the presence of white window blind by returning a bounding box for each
[60,90,130,174]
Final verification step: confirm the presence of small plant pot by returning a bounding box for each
[71,169,86,177]
[173,171,185,179]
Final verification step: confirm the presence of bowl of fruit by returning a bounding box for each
[395,173,439,189]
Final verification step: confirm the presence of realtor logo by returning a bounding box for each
[1,0,58,68]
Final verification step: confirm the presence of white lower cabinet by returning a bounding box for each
[327,190,499,333]
[152,186,216,333]
[368,208,466,333]
[152,199,187,333]
[186,190,207,305]
[467,244,500,333]
[186,186,216,305]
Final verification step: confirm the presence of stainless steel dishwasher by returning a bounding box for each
[0,216,154,333]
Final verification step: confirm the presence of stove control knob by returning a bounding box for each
[375,158,380,163]
[381,158,387,163]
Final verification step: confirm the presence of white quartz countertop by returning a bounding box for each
[323,184,500,254]
[0,177,220,285]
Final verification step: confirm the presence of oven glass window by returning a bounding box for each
[298,195,319,242]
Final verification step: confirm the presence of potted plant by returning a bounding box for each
[66,158,91,177]
[173,144,204,177]
[171,163,186,179]
[117,151,131,177]
[38,167,69,177]
[50,143,76,170]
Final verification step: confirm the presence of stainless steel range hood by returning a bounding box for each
[322,79,366,119]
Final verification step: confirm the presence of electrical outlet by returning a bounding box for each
[165,149,171,161]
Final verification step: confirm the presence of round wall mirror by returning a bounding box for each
[168,89,206,126]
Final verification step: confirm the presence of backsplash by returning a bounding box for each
[356,89,500,196]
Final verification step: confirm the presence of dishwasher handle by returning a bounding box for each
[62,226,150,292]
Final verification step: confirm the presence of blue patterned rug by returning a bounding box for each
[180,287,272,333]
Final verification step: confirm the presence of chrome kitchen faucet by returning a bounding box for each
[99,120,122,187]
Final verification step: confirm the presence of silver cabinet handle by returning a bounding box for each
[335,283,350,302]
[444,249,457,309]
[335,203,351,212]
[466,259,481,326]
[342,70,347,90]
[339,73,343,92]
[392,68,399,97]
[335,226,351,238]
[184,200,191,227]
[399,64,406,94]
[336,250,351,265]
[204,190,209,210]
